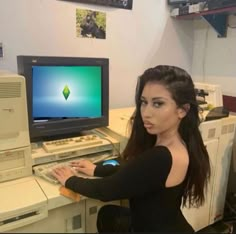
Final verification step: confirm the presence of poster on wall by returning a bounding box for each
[76,9,106,39]
[59,0,133,10]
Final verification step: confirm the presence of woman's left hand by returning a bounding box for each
[51,166,75,186]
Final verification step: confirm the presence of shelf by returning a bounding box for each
[202,14,228,38]
[173,6,236,38]
[175,6,236,19]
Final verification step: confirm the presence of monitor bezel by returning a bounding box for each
[167,0,189,6]
[17,55,109,142]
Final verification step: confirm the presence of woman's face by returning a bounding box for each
[140,82,186,136]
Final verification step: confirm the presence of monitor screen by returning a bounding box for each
[17,56,109,142]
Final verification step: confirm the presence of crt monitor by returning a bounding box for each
[17,55,109,142]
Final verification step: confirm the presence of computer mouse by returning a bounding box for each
[102,159,120,166]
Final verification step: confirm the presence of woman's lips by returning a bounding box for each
[143,121,153,128]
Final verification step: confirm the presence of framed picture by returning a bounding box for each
[59,0,133,10]
[76,9,106,39]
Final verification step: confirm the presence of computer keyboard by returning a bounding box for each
[33,152,116,184]
[42,134,104,153]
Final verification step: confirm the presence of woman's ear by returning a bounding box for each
[178,104,190,118]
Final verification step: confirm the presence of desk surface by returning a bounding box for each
[35,176,85,210]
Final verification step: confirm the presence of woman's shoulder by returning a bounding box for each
[146,145,172,156]
[140,145,173,166]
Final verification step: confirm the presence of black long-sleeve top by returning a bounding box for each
[65,146,194,232]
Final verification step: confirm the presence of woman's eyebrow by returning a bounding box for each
[152,97,168,101]
[141,96,169,101]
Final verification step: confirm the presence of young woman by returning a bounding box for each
[52,65,210,232]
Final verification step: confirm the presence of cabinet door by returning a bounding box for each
[85,199,121,233]
[209,117,236,224]
[8,200,86,233]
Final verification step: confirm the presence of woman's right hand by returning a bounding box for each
[70,159,96,176]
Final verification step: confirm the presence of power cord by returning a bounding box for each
[100,136,121,158]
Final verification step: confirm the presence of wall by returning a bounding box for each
[0,0,193,108]
[192,15,236,98]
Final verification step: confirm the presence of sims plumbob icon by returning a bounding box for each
[63,85,70,100]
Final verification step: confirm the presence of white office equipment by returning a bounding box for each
[33,151,116,184]
[0,177,48,232]
[42,134,103,153]
[7,196,86,233]
[208,116,236,224]
[8,146,120,233]
[104,106,236,232]
[194,82,223,109]
[0,73,32,182]
[0,73,121,233]
[9,177,121,233]
[31,131,119,166]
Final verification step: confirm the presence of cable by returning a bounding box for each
[202,25,210,83]
[100,137,121,158]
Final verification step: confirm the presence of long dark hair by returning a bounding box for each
[122,65,210,208]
